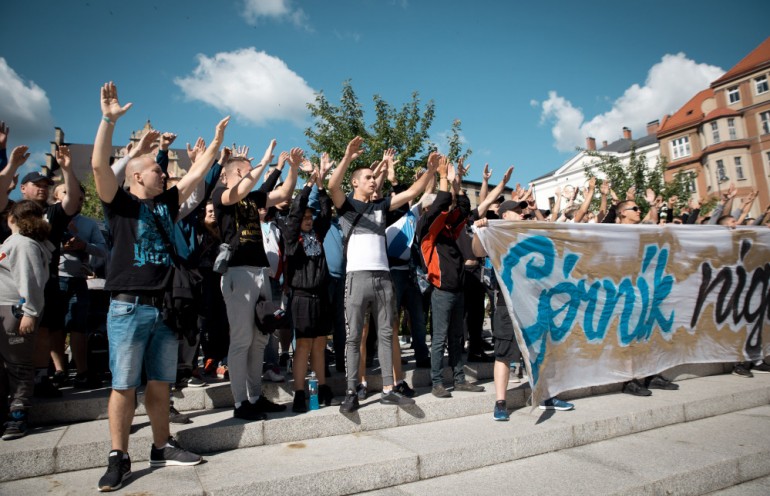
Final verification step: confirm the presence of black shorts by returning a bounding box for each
[291,292,331,339]
[492,300,520,362]
[40,277,66,330]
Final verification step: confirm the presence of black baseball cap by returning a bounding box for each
[497,200,528,216]
[21,172,54,185]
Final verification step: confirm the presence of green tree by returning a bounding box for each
[583,146,696,216]
[80,172,104,221]
[445,119,472,165]
[305,80,435,188]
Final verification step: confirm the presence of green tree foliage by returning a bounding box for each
[583,146,696,216]
[305,80,435,188]
[79,172,104,221]
[445,119,472,165]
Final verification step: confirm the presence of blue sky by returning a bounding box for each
[2,0,769,189]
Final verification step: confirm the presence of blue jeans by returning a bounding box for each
[430,288,466,386]
[107,299,178,390]
[391,269,429,361]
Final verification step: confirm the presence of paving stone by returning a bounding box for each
[0,425,65,482]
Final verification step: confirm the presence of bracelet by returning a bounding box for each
[102,116,114,125]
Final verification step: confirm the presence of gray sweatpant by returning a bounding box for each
[0,305,38,410]
[344,271,396,390]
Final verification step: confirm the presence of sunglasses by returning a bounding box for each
[624,206,640,212]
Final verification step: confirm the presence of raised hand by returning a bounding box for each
[345,136,364,161]
[233,144,253,162]
[667,195,678,209]
[600,180,610,196]
[8,145,30,168]
[260,139,277,167]
[371,160,385,178]
[645,188,656,205]
[300,158,315,174]
[626,185,636,200]
[482,163,492,181]
[186,137,205,163]
[320,152,335,178]
[554,186,562,198]
[212,116,230,146]
[446,160,457,184]
[287,147,304,168]
[427,152,440,173]
[458,158,471,178]
[0,121,8,149]
[100,82,132,122]
[56,145,72,172]
[160,132,177,151]
[437,155,449,177]
[133,130,160,157]
[277,151,289,169]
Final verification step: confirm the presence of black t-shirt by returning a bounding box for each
[45,202,73,276]
[212,187,269,268]
[102,187,180,292]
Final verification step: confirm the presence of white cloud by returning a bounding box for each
[174,48,317,127]
[241,0,310,30]
[0,58,54,143]
[538,53,725,152]
[333,30,362,43]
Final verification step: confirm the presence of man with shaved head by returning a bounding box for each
[90,82,228,491]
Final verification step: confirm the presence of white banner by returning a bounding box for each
[475,221,770,405]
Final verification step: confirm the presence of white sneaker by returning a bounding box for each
[262,369,285,382]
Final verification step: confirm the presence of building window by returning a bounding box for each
[727,118,737,140]
[710,122,720,144]
[734,157,745,181]
[670,136,691,159]
[761,111,770,135]
[756,75,769,95]
[677,170,697,196]
[728,86,740,104]
[716,159,729,183]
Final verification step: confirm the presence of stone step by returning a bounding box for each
[707,474,770,495]
[2,373,768,494]
[29,359,498,425]
[29,360,728,426]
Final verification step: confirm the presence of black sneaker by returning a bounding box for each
[292,390,308,413]
[356,383,368,400]
[732,364,754,378]
[394,381,415,398]
[254,395,286,413]
[381,389,415,406]
[169,406,191,424]
[454,381,485,392]
[97,450,131,492]
[752,362,770,374]
[74,371,103,389]
[646,375,679,390]
[51,370,69,388]
[34,377,62,398]
[339,389,360,413]
[2,410,28,441]
[233,402,267,421]
[431,384,452,398]
[149,436,202,467]
[623,380,652,396]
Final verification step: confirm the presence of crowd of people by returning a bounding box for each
[1,82,770,492]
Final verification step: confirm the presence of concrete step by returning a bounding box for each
[363,404,770,496]
[29,359,500,425]
[1,373,768,495]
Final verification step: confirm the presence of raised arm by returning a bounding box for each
[219,139,274,206]
[390,151,439,210]
[478,164,491,204]
[0,145,29,211]
[736,190,758,225]
[550,186,562,222]
[56,145,80,215]
[572,177,596,223]
[175,116,229,204]
[476,166,513,218]
[267,146,301,207]
[92,82,133,203]
[328,136,364,208]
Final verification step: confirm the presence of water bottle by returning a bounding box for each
[308,371,319,410]
[11,298,25,319]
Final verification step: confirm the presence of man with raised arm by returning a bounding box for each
[212,142,300,421]
[91,82,228,492]
[328,136,437,413]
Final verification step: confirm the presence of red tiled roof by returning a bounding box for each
[657,88,714,136]
[712,36,770,87]
[703,107,741,122]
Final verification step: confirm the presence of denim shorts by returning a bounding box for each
[107,298,178,389]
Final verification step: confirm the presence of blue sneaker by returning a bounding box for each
[493,401,509,421]
[539,397,574,411]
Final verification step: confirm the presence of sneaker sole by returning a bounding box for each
[149,458,202,467]
[493,415,510,421]
[1,432,26,441]
[731,371,754,378]
[752,369,770,374]
[538,405,575,411]
[97,471,132,492]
